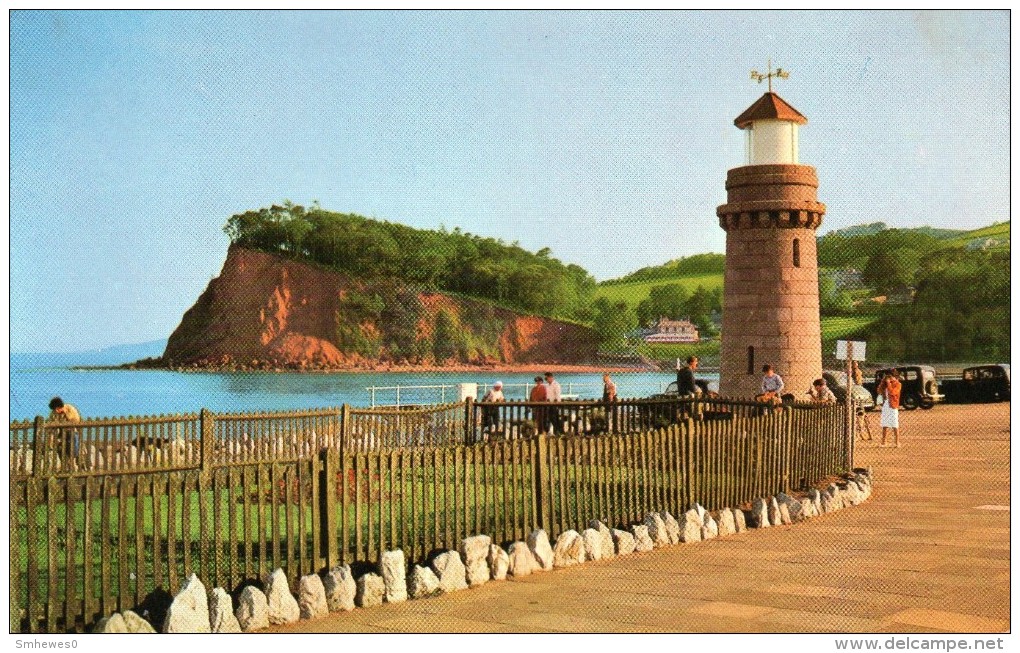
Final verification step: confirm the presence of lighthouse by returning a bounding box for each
[716,65,826,398]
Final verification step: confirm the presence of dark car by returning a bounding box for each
[821,370,876,411]
[644,379,725,424]
[865,365,944,410]
[942,364,1010,403]
[653,379,713,399]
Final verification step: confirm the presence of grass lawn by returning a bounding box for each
[936,221,1009,250]
[820,315,879,341]
[595,273,724,308]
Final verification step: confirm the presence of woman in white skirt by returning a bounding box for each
[877,369,902,447]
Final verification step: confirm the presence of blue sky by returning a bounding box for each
[9,10,1009,353]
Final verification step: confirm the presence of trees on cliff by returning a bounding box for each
[224,204,596,322]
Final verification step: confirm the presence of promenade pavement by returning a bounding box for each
[271,403,1010,633]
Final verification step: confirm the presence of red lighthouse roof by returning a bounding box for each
[734,92,807,129]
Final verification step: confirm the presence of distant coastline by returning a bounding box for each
[105,358,661,375]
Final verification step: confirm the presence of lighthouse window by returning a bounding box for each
[747,346,755,375]
[793,238,801,267]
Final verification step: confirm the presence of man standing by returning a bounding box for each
[602,372,618,433]
[480,381,505,436]
[676,356,700,397]
[876,368,902,447]
[529,376,548,434]
[544,372,563,434]
[47,396,82,464]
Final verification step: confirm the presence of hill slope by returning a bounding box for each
[161,246,597,370]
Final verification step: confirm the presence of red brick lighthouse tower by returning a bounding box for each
[717,65,826,398]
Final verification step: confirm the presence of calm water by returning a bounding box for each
[9,358,718,422]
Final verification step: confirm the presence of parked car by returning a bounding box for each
[821,370,876,411]
[941,364,1010,404]
[863,365,944,410]
[651,379,713,399]
[644,379,727,424]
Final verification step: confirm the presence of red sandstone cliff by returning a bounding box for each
[162,246,597,370]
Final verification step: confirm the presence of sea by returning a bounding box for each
[8,353,719,422]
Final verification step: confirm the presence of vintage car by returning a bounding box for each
[864,365,944,410]
[821,370,876,411]
[644,379,728,424]
[941,364,1010,403]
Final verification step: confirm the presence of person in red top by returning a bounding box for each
[529,376,548,434]
[877,368,902,447]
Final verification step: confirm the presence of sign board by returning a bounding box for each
[458,382,478,401]
[835,340,866,361]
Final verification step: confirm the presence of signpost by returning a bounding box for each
[836,340,866,469]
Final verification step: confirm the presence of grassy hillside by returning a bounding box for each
[594,272,724,308]
[936,221,1009,250]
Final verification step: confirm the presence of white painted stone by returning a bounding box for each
[460,535,492,587]
[734,508,747,532]
[678,509,702,543]
[323,564,357,612]
[826,483,844,510]
[751,497,770,528]
[265,568,300,625]
[208,588,241,633]
[808,488,823,514]
[507,541,536,577]
[717,508,736,536]
[800,497,816,519]
[701,513,719,540]
[552,530,586,567]
[94,613,127,633]
[693,503,707,525]
[431,551,469,592]
[778,502,792,525]
[589,520,616,559]
[123,609,157,633]
[581,528,604,561]
[661,512,682,545]
[644,513,670,547]
[844,481,865,505]
[611,528,636,555]
[235,586,270,632]
[768,497,783,527]
[776,492,804,522]
[163,573,211,633]
[632,525,654,552]
[356,573,386,608]
[298,574,329,618]
[379,550,408,603]
[409,565,441,599]
[527,529,555,571]
[820,491,839,514]
[488,544,510,580]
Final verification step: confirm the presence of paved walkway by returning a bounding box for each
[272,403,1010,633]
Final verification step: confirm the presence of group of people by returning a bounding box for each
[753,361,902,447]
[479,371,622,436]
[479,371,568,435]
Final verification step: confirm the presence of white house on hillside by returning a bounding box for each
[644,317,700,343]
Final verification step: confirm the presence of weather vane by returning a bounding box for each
[750,59,789,93]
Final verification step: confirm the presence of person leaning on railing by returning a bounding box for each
[480,381,505,437]
[806,378,837,404]
[47,396,82,466]
[602,372,618,433]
